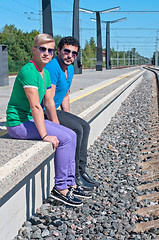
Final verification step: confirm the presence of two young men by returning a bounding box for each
[6,34,91,207]
[45,36,99,191]
[7,34,98,207]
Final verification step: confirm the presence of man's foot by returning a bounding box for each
[50,187,83,207]
[76,175,94,191]
[69,186,92,199]
[81,172,100,187]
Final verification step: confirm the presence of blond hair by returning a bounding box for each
[34,33,55,46]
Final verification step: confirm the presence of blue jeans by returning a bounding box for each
[7,119,76,190]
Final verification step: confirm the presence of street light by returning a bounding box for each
[80,6,120,71]
[79,6,120,14]
[79,8,94,14]
[91,17,126,69]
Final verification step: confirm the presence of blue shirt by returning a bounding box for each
[45,57,74,109]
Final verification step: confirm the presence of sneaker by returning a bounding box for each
[50,187,83,207]
[69,186,92,199]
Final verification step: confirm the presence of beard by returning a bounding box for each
[60,56,73,66]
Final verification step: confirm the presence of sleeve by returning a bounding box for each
[19,68,38,89]
[45,59,59,86]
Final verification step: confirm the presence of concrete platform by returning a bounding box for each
[0,67,148,240]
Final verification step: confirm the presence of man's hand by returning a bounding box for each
[43,135,59,150]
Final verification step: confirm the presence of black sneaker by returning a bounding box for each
[69,186,92,199]
[50,187,83,207]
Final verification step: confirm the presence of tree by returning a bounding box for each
[0,24,39,72]
[82,37,96,68]
[0,24,63,73]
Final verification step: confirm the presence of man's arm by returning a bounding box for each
[61,90,70,112]
[43,84,60,124]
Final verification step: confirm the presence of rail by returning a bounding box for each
[134,66,159,233]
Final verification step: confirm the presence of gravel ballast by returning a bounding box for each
[14,71,159,240]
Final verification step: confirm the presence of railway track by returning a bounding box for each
[134,67,159,233]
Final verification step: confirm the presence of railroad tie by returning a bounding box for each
[134,73,159,233]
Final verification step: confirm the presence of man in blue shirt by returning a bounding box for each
[45,36,99,191]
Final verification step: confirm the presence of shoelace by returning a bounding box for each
[77,185,83,191]
[68,188,74,199]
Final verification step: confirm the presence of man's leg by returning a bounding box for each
[57,110,90,176]
[57,110,99,188]
[7,119,76,190]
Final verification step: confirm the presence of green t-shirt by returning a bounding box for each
[6,62,51,127]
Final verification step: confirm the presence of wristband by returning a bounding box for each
[42,134,48,140]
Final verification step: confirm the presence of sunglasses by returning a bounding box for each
[63,48,78,58]
[34,46,55,56]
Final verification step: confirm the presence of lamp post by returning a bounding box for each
[92,17,126,69]
[42,0,53,36]
[106,18,126,69]
[80,6,120,71]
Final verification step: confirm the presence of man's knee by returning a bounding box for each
[82,120,90,135]
[74,123,83,137]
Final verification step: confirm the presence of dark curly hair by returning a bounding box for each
[57,36,80,52]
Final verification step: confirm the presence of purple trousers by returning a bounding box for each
[7,119,76,190]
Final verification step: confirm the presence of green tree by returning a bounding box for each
[0,24,63,73]
[0,24,38,73]
[54,35,62,55]
[82,37,96,68]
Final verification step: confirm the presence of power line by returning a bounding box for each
[110,41,155,44]
[51,4,68,11]
[0,6,26,17]
[110,36,156,39]
[111,28,159,31]
[109,11,159,14]
[13,0,38,11]
[80,28,159,32]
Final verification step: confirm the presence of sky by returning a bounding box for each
[1,0,159,59]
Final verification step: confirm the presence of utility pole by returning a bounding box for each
[96,12,103,71]
[155,31,158,67]
[123,45,125,66]
[106,22,111,69]
[39,0,42,33]
[42,0,53,36]
[80,18,83,67]
[117,41,119,66]
[73,0,82,74]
